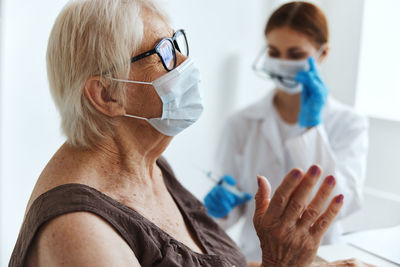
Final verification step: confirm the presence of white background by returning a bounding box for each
[1,0,400,265]
[356,0,400,121]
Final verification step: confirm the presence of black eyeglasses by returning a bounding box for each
[130,29,189,72]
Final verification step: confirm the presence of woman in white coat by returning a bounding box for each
[204,1,369,262]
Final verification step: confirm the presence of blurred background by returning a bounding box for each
[1,0,400,265]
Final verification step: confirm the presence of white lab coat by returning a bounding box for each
[215,89,369,262]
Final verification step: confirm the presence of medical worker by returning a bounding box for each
[204,1,369,261]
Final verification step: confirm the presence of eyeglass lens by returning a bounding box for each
[158,40,175,70]
[156,30,189,71]
[174,31,189,57]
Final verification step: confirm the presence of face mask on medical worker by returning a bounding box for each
[253,46,329,127]
[262,56,309,94]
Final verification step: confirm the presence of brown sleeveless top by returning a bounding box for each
[9,157,248,267]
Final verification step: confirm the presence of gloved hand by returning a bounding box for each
[295,57,329,127]
[203,175,253,218]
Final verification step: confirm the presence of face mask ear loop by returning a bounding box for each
[252,46,270,80]
[111,78,154,120]
[124,113,149,121]
[252,46,267,72]
[110,78,153,85]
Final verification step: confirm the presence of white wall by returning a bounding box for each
[0,0,3,263]
[355,0,400,121]
[341,117,400,232]
[1,0,400,265]
[319,0,365,106]
[0,1,67,265]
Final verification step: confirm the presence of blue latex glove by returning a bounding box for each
[203,175,253,218]
[295,57,329,127]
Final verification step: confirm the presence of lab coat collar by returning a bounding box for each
[240,89,286,169]
[260,96,286,169]
[237,89,335,173]
[241,89,333,122]
[240,89,276,121]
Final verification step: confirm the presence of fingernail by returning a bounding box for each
[257,176,261,187]
[310,165,320,176]
[336,194,344,203]
[291,169,302,179]
[326,176,335,186]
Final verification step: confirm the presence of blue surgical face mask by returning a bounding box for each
[111,58,203,136]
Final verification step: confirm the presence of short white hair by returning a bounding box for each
[47,0,169,148]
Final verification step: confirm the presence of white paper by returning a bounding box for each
[343,225,400,265]
[318,243,399,267]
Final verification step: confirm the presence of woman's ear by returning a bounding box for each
[83,77,125,117]
[318,44,330,64]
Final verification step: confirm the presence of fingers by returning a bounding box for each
[295,71,313,95]
[308,57,317,71]
[311,194,344,240]
[295,58,315,83]
[215,186,236,204]
[204,195,228,218]
[264,169,303,220]
[295,70,310,84]
[238,192,253,204]
[253,176,271,226]
[204,187,236,218]
[221,174,236,185]
[281,165,322,223]
[297,175,336,228]
[295,57,318,83]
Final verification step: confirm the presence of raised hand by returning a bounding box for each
[253,165,343,267]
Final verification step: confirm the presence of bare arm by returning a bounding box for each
[27,212,140,267]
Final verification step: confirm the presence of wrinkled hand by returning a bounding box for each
[204,175,252,218]
[295,57,329,127]
[253,165,343,267]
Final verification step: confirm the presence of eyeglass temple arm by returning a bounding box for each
[131,49,157,63]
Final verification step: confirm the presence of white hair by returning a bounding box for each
[46,0,169,148]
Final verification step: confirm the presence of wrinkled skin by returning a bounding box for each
[253,165,344,267]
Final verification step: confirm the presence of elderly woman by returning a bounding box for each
[9,0,366,266]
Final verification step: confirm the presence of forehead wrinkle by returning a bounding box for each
[140,12,172,51]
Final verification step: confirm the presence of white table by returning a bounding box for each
[318,225,400,266]
[318,243,399,266]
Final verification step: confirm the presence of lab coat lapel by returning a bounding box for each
[260,94,285,169]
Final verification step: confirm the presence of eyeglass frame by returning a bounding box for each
[130,29,189,72]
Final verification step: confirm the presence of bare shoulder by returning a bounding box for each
[25,144,98,215]
[26,211,140,267]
